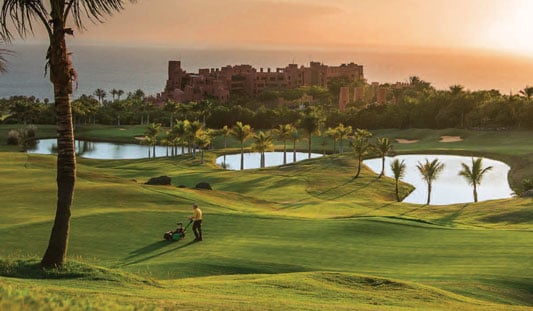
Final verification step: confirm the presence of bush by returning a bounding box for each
[6,129,20,145]
[522,178,533,192]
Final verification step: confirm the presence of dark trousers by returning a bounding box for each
[192,220,202,240]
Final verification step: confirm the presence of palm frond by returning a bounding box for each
[0,0,50,41]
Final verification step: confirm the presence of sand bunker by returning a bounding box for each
[134,136,146,141]
[439,136,463,143]
[395,138,419,144]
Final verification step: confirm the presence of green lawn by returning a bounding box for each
[0,126,532,310]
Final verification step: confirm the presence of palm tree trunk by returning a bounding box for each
[308,135,312,159]
[473,184,478,203]
[293,140,297,163]
[283,141,287,165]
[355,155,362,178]
[427,182,432,205]
[395,181,400,202]
[223,137,227,165]
[41,21,76,269]
[240,143,244,170]
[379,156,385,178]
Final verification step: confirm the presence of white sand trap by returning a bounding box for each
[439,136,463,142]
[395,138,419,144]
[134,136,146,141]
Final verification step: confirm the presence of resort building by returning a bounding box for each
[158,61,365,103]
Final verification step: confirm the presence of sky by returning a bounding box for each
[40,0,532,57]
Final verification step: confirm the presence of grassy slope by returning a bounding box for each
[0,126,532,310]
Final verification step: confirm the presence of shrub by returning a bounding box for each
[6,129,20,145]
[522,178,533,192]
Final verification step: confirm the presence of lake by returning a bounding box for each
[216,152,322,170]
[28,139,172,159]
[363,155,514,205]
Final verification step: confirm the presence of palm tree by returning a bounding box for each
[116,89,124,101]
[299,108,323,159]
[458,158,493,203]
[519,86,533,100]
[0,43,10,73]
[173,120,187,155]
[291,127,301,163]
[251,131,274,168]
[273,124,293,165]
[219,125,231,166]
[336,123,352,154]
[350,129,372,179]
[391,159,407,202]
[417,158,445,205]
[186,120,202,159]
[325,127,338,154]
[145,123,161,159]
[374,137,393,178]
[231,121,253,170]
[195,129,212,164]
[93,88,107,106]
[1,0,133,269]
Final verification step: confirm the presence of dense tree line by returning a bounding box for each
[3,81,533,131]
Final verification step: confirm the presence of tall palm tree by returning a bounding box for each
[1,0,133,269]
[195,129,211,164]
[0,43,10,73]
[219,125,231,166]
[186,120,202,159]
[417,158,445,205]
[519,86,533,100]
[273,123,293,165]
[93,88,106,106]
[335,123,352,154]
[145,123,161,159]
[173,120,187,155]
[116,89,124,101]
[325,127,338,154]
[299,108,323,159]
[231,121,253,170]
[251,131,274,168]
[458,158,493,203]
[374,137,393,178]
[291,127,301,163]
[350,129,372,179]
[391,159,406,202]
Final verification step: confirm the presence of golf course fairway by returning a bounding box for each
[0,127,532,310]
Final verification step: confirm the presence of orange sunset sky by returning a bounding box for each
[60,0,533,57]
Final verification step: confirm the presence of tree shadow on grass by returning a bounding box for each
[119,240,196,267]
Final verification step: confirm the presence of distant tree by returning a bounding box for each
[93,88,107,106]
[231,121,253,170]
[173,120,187,155]
[374,137,393,178]
[110,89,118,102]
[1,0,135,268]
[195,129,212,164]
[350,129,372,179]
[325,127,338,154]
[417,158,445,205]
[251,131,274,168]
[519,86,533,100]
[335,123,352,153]
[291,127,301,163]
[219,125,231,166]
[116,89,124,101]
[145,123,161,159]
[391,159,407,202]
[458,158,493,203]
[186,120,202,159]
[273,123,293,165]
[299,108,323,159]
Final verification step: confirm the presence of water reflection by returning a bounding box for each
[363,155,513,205]
[28,139,172,159]
[216,152,322,170]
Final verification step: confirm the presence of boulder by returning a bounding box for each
[521,189,533,198]
[195,182,212,190]
[145,176,172,185]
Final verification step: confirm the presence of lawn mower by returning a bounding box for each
[163,220,193,241]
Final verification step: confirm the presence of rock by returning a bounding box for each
[195,182,212,190]
[521,189,533,198]
[145,176,172,185]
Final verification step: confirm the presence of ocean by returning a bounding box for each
[2,43,533,100]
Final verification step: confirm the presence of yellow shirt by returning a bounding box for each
[192,207,203,221]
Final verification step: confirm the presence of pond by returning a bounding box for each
[363,155,513,205]
[28,139,173,159]
[216,152,323,170]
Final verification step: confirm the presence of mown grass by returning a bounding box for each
[0,125,532,310]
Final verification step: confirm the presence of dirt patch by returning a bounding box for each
[395,138,419,144]
[439,136,463,143]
